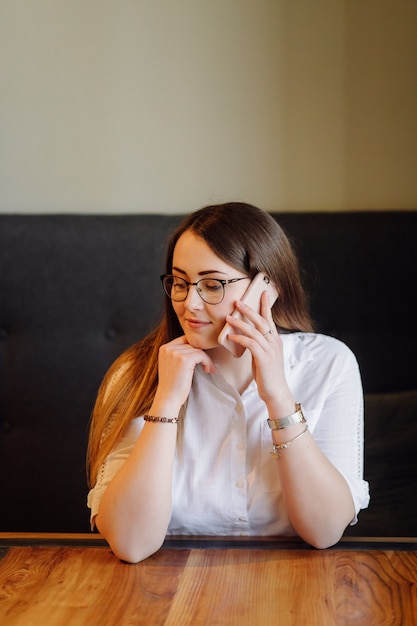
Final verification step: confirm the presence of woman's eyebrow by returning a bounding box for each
[172,266,228,276]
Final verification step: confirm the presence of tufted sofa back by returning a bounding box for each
[1,212,416,535]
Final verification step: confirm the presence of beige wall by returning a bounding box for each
[0,0,416,214]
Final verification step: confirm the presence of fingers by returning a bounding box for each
[260,290,274,322]
[227,294,287,405]
[156,338,215,411]
[229,292,275,339]
[160,336,215,375]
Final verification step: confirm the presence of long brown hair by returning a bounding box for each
[87,203,314,486]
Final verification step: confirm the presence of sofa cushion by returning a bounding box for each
[346,389,417,537]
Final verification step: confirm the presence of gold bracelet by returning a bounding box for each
[271,424,309,457]
[143,414,179,424]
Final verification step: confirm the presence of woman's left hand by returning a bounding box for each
[225,292,294,411]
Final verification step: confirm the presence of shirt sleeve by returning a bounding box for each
[87,417,144,529]
[308,337,370,523]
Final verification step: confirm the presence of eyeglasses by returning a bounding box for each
[160,274,249,305]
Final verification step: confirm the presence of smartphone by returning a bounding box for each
[217,272,279,357]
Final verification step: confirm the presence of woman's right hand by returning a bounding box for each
[152,336,215,414]
[96,335,214,564]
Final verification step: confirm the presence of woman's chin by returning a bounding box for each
[186,334,218,351]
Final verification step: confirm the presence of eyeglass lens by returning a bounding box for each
[163,276,224,304]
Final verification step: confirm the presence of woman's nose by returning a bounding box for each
[184,284,204,308]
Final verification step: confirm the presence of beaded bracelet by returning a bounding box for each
[143,414,179,424]
[271,424,309,457]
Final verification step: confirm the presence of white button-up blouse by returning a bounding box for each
[87,333,370,536]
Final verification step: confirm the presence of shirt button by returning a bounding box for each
[236,443,244,451]
[236,479,244,489]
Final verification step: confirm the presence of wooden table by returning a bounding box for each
[1,534,416,625]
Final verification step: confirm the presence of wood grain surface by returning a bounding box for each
[0,543,416,625]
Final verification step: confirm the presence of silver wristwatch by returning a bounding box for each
[267,403,306,430]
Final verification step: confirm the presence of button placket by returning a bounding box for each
[231,398,249,530]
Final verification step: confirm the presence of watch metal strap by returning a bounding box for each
[267,403,306,430]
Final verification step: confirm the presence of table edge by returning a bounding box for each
[1,533,416,551]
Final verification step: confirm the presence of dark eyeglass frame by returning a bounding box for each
[160,274,249,304]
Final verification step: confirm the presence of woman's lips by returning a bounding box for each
[186,319,211,330]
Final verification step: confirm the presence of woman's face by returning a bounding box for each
[171,230,250,350]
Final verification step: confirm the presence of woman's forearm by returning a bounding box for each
[96,420,178,563]
[273,427,355,548]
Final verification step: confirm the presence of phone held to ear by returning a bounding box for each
[217,272,279,358]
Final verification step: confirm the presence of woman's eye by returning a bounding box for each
[203,281,222,292]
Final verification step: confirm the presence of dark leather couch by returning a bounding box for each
[1,211,416,536]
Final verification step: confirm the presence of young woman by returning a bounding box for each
[87,202,369,563]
